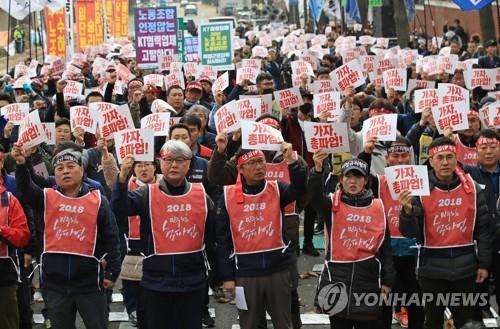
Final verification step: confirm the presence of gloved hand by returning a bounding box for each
[2,84,13,93]
[22,83,34,94]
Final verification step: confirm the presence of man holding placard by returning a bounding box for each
[13,141,121,329]
[216,145,306,329]
[399,137,492,329]
[362,136,425,329]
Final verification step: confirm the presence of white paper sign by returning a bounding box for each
[480,101,500,128]
[70,106,98,133]
[114,129,154,164]
[140,113,171,136]
[240,94,273,115]
[63,80,83,101]
[362,114,398,142]
[236,67,260,84]
[383,68,407,91]
[487,91,500,101]
[437,55,458,74]
[214,101,240,134]
[330,60,365,91]
[164,71,185,90]
[384,165,430,200]
[413,89,438,114]
[241,59,262,70]
[407,79,436,92]
[97,104,135,139]
[1,103,29,124]
[212,72,229,94]
[236,98,262,121]
[313,91,341,120]
[273,87,304,110]
[42,123,56,145]
[18,110,47,149]
[464,69,497,90]
[291,60,314,77]
[151,99,177,114]
[304,121,350,153]
[309,80,335,94]
[241,120,284,151]
[437,83,469,107]
[143,74,165,88]
[432,103,469,134]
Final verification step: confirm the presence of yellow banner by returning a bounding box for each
[45,8,66,58]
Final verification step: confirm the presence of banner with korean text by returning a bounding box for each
[75,0,96,52]
[135,7,178,69]
[199,22,234,70]
[45,8,66,58]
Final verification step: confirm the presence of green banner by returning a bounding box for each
[369,0,383,7]
[198,22,234,70]
[177,18,185,62]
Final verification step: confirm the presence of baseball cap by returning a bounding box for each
[186,81,203,92]
[341,158,368,176]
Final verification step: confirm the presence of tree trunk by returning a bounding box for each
[480,4,495,44]
[358,0,369,28]
[392,0,410,47]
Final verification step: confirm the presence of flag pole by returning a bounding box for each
[28,0,32,59]
[427,0,438,47]
[34,10,38,60]
[496,0,500,40]
[6,0,11,74]
[40,10,45,63]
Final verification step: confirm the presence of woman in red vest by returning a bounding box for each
[111,140,216,329]
[309,153,395,329]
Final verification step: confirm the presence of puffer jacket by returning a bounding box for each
[399,170,493,280]
[308,168,395,319]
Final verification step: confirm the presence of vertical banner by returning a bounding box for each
[94,0,105,45]
[75,0,96,51]
[45,8,67,58]
[135,7,177,69]
[104,0,114,38]
[114,0,129,38]
[177,18,185,63]
[184,37,199,62]
[199,22,234,70]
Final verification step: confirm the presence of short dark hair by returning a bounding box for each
[429,136,455,150]
[256,72,273,84]
[53,141,84,156]
[316,67,331,77]
[389,136,412,148]
[55,117,71,128]
[478,128,500,141]
[0,93,13,104]
[169,123,191,138]
[166,85,184,97]
[85,91,103,104]
[183,114,202,131]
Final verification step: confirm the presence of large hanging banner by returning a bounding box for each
[45,8,66,58]
[114,0,129,38]
[95,0,105,45]
[75,0,96,51]
[199,22,234,70]
[135,7,177,69]
[105,0,114,37]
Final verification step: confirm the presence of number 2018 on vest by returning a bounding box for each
[59,204,85,213]
[243,203,266,212]
[166,204,192,212]
[438,198,462,207]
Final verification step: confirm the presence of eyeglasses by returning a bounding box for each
[243,158,266,168]
[162,157,190,166]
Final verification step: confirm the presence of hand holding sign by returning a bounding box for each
[114,129,154,164]
[304,121,350,153]
[362,114,398,142]
[384,165,430,200]
[241,120,284,151]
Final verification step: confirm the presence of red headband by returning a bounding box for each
[237,150,265,166]
[368,108,393,117]
[467,111,479,119]
[429,144,457,157]
[476,137,500,146]
[258,117,281,129]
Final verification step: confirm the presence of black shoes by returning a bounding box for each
[202,308,215,328]
[302,244,320,257]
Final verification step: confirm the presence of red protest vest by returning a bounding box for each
[149,183,207,255]
[456,137,478,166]
[43,189,101,258]
[266,160,297,216]
[224,180,285,254]
[420,175,476,248]
[0,202,8,258]
[128,179,141,240]
[329,194,386,262]
[378,175,403,238]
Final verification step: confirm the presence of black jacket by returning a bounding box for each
[111,178,215,293]
[215,162,306,280]
[15,164,121,294]
[308,168,395,318]
[399,170,492,280]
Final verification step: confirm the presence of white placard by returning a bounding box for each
[140,113,171,136]
[114,129,154,164]
[362,114,398,142]
[384,165,430,200]
[303,121,350,153]
[1,103,29,125]
[241,120,284,151]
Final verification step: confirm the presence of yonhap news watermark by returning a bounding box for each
[317,283,489,316]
